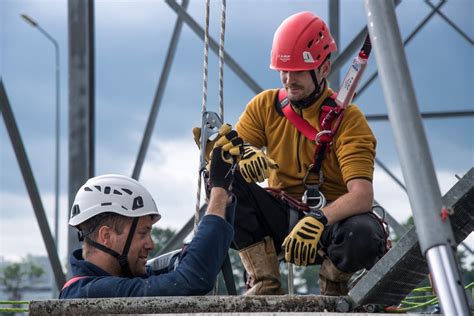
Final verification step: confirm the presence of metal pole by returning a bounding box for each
[287,263,294,295]
[425,0,474,44]
[68,0,95,271]
[328,0,340,88]
[20,13,61,296]
[165,0,263,94]
[364,1,469,314]
[357,0,446,98]
[330,0,402,77]
[0,80,66,290]
[132,0,189,180]
[367,110,474,121]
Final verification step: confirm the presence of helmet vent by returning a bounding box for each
[307,39,314,48]
[323,44,329,50]
[101,202,112,206]
[132,196,144,210]
[122,188,133,195]
[121,206,128,210]
[113,189,122,195]
[84,187,92,192]
[95,186,102,192]
[72,204,80,217]
[104,186,111,194]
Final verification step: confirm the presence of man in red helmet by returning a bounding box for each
[231,12,387,296]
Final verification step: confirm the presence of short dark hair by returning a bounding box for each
[79,212,131,241]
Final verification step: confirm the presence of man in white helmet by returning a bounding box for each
[60,129,243,298]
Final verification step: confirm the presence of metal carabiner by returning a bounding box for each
[302,164,324,186]
[315,130,333,145]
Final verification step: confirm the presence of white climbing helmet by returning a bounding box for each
[69,174,161,227]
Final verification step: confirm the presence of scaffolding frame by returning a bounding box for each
[4,0,473,302]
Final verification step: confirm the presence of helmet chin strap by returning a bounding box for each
[84,217,139,278]
[291,70,326,109]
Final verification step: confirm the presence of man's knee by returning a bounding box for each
[326,213,386,272]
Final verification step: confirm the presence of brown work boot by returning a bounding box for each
[319,258,353,296]
[239,236,284,295]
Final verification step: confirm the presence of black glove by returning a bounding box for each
[209,133,243,190]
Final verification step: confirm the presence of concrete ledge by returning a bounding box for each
[30,295,346,315]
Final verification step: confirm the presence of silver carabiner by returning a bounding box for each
[315,130,333,145]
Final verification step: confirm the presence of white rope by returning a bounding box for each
[195,0,211,232]
[195,0,227,233]
[218,0,226,121]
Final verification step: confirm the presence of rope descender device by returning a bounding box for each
[198,111,223,172]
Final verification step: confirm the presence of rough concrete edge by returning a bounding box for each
[30,295,342,315]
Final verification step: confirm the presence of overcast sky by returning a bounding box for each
[1,0,473,275]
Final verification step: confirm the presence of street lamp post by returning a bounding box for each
[21,13,61,292]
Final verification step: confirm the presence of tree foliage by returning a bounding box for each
[0,255,44,301]
[149,227,179,258]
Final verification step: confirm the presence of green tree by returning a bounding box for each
[0,255,44,301]
[149,227,177,258]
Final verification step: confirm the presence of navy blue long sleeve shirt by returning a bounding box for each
[59,207,234,298]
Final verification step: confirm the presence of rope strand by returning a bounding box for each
[195,0,211,233]
[218,0,226,121]
[195,0,227,233]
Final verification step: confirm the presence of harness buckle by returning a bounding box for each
[302,185,326,211]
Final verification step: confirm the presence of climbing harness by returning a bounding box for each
[269,35,373,293]
[276,34,373,212]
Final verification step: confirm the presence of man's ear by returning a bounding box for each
[320,59,331,78]
[97,225,113,247]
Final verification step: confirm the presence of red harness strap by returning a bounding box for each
[278,88,345,175]
[61,276,89,291]
[265,187,309,212]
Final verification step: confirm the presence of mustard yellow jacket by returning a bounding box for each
[236,87,376,201]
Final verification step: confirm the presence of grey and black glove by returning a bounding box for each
[209,130,244,190]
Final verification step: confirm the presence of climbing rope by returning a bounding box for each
[195,0,227,232]
[218,0,226,119]
[0,301,29,313]
[384,282,473,313]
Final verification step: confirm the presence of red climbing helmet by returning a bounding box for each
[270,11,337,71]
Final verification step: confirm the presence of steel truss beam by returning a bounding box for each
[0,80,66,290]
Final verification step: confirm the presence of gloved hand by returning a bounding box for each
[238,145,278,183]
[209,130,243,190]
[282,212,326,266]
[193,123,232,162]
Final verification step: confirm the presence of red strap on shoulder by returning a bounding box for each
[279,89,318,141]
[62,276,89,291]
[278,89,341,142]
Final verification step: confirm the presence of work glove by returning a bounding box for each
[209,130,244,190]
[193,123,233,162]
[238,145,278,183]
[282,211,327,266]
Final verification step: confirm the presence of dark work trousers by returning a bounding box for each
[231,172,387,273]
